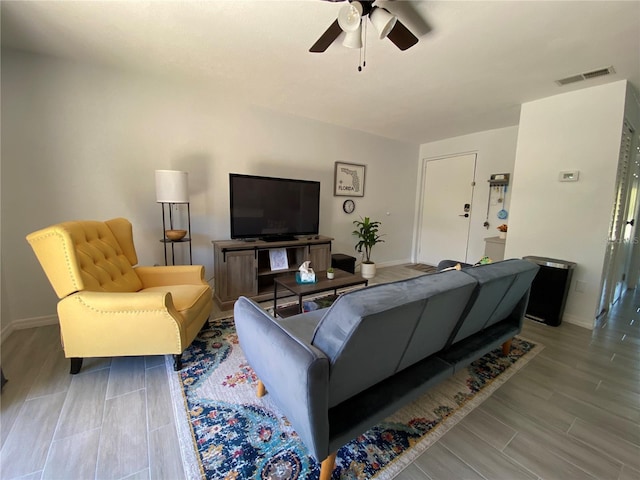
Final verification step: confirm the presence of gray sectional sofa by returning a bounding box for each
[234,258,539,479]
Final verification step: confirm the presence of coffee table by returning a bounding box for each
[273,268,368,317]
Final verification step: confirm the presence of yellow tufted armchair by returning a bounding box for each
[26,218,213,374]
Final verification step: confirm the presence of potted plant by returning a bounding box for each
[497,224,508,239]
[352,216,385,279]
[326,267,335,280]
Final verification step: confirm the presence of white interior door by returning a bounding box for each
[417,154,477,265]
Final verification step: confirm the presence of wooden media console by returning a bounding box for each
[212,236,333,310]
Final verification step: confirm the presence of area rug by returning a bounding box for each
[167,316,542,480]
[404,263,439,274]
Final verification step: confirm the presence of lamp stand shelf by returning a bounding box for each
[160,202,192,265]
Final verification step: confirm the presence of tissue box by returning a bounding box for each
[296,272,317,284]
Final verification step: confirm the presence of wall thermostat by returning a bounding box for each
[559,170,580,182]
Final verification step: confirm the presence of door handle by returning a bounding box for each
[459,213,469,218]
[627,219,635,226]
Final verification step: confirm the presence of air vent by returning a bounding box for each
[556,75,584,86]
[583,67,615,79]
[556,66,616,86]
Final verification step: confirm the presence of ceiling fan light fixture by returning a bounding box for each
[338,1,363,32]
[342,24,363,49]
[369,6,397,39]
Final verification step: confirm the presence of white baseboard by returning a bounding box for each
[1,314,59,343]
[377,259,413,268]
[354,259,412,271]
[562,313,595,330]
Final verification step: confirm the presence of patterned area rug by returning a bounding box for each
[167,317,542,480]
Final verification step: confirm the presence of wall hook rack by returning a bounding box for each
[488,173,510,186]
[484,173,511,229]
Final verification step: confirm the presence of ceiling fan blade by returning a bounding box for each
[386,20,418,51]
[309,19,342,53]
[384,0,432,37]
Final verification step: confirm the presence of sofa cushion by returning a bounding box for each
[450,259,539,344]
[312,271,476,408]
[277,309,326,343]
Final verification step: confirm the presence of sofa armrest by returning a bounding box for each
[234,296,331,461]
[57,290,186,357]
[134,265,208,287]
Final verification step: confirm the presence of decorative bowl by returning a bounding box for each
[165,229,187,241]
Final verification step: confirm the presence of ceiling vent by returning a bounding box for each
[556,66,616,86]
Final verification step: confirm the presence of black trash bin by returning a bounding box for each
[523,256,576,326]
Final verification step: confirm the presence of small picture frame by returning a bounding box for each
[334,162,366,197]
[269,248,289,271]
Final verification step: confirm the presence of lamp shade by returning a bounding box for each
[369,6,397,39]
[338,1,363,32]
[342,25,363,49]
[155,170,189,203]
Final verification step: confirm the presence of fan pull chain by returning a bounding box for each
[363,19,367,68]
[358,20,368,72]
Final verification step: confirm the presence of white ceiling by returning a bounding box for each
[2,0,639,144]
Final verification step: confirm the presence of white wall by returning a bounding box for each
[1,50,419,335]
[506,81,629,329]
[417,126,520,263]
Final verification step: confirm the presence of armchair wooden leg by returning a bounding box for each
[70,357,83,375]
[502,339,513,356]
[173,354,183,371]
[319,452,337,480]
[256,380,266,398]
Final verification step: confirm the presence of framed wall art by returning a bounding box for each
[334,162,366,197]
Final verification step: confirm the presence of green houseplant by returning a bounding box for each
[352,216,384,279]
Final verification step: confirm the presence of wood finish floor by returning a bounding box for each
[0,265,638,479]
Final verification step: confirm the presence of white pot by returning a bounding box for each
[327,272,334,279]
[361,262,376,279]
[499,232,507,240]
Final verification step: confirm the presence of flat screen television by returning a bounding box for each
[229,173,321,241]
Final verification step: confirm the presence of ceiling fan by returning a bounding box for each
[309,0,420,53]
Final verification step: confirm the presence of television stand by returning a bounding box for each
[212,235,334,310]
[261,235,297,242]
